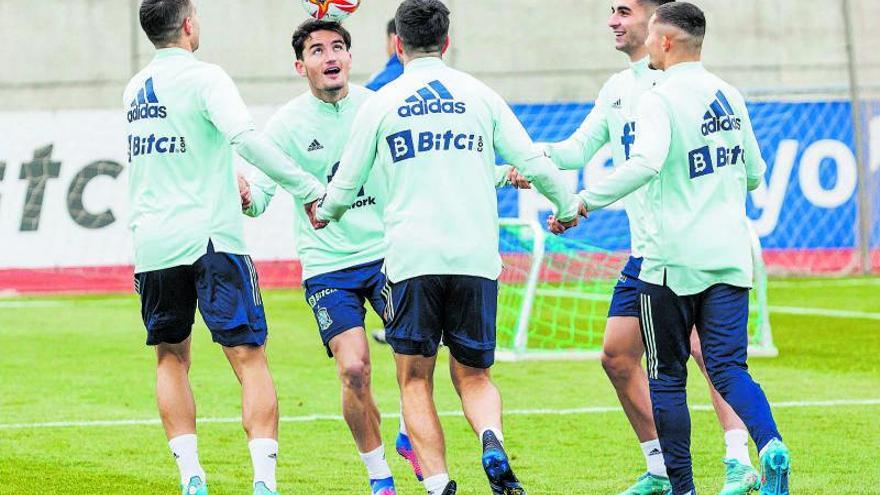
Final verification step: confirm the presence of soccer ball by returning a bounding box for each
[301,0,360,23]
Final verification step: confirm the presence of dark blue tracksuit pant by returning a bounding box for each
[638,282,782,495]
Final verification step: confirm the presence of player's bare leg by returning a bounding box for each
[329,328,400,493]
[601,316,656,441]
[690,331,760,495]
[449,356,502,434]
[156,337,197,439]
[395,352,450,493]
[330,328,382,452]
[156,336,208,494]
[449,356,524,495]
[224,344,280,494]
[601,316,671,494]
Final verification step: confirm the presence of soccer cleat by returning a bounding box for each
[759,439,790,495]
[370,476,397,495]
[616,472,673,495]
[440,480,457,494]
[481,431,526,495]
[252,481,278,495]
[396,432,424,481]
[181,476,208,495]
[719,459,760,495]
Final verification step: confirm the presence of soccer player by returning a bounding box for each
[126,2,324,494]
[239,19,416,495]
[312,1,581,493]
[543,1,759,493]
[550,3,791,494]
[365,19,405,91]
[237,19,526,495]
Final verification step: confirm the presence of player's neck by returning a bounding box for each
[626,47,649,63]
[312,85,350,105]
[663,52,702,71]
[155,39,195,53]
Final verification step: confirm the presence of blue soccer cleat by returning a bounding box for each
[369,476,397,495]
[395,432,424,481]
[481,431,526,495]
[253,481,278,495]
[181,476,208,495]
[759,439,791,495]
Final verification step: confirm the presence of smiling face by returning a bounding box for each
[608,0,652,57]
[295,29,352,95]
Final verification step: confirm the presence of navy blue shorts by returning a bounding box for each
[134,242,267,347]
[383,275,498,369]
[608,256,644,318]
[302,259,386,357]
[637,282,750,382]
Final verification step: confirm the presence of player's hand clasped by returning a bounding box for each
[237,174,252,211]
[507,167,531,189]
[306,198,328,230]
[547,203,588,235]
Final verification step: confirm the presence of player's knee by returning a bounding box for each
[156,343,191,370]
[600,350,640,382]
[340,359,372,393]
[690,346,708,373]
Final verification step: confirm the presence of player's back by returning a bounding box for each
[368,57,517,282]
[124,48,249,273]
[640,62,764,295]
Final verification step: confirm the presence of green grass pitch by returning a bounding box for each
[1,278,878,494]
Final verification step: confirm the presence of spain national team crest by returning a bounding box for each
[317,307,333,331]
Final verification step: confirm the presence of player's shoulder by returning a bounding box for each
[347,84,375,106]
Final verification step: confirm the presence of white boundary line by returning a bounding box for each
[768,305,880,321]
[1,398,877,431]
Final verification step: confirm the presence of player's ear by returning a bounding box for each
[294,59,306,77]
[441,36,451,55]
[662,35,672,53]
[395,36,405,59]
[182,16,193,37]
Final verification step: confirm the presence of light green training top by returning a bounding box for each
[124,48,323,273]
[246,84,522,281]
[245,85,386,281]
[545,57,663,258]
[316,57,580,283]
[577,62,766,296]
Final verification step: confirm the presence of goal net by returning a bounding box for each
[496,218,776,361]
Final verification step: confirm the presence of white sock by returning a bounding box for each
[640,439,668,477]
[724,429,752,466]
[399,417,408,436]
[423,473,450,495]
[359,444,393,480]
[248,438,278,491]
[168,434,206,485]
[479,426,504,445]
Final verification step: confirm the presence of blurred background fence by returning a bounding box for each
[0,0,877,293]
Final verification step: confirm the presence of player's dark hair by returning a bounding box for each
[395,0,450,55]
[139,0,193,46]
[637,0,676,7]
[291,19,353,61]
[654,2,706,42]
[386,18,397,36]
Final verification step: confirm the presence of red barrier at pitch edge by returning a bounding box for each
[0,250,878,295]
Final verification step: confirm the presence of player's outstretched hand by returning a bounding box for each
[305,198,328,230]
[237,173,252,211]
[508,167,531,189]
[547,203,588,235]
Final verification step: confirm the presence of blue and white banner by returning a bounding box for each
[502,101,880,257]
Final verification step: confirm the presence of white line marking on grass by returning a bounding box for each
[768,306,880,321]
[769,278,880,289]
[2,399,877,430]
